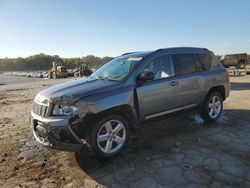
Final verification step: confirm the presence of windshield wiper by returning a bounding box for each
[89,75,106,80]
[96,76,108,80]
[90,75,120,82]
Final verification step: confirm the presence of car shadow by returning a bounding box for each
[75,116,193,162]
[73,114,214,186]
[74,109,250,187]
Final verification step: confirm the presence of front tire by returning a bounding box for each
[86,115,130,158]
[202,92,223,122]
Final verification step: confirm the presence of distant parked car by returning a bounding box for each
[68,69,78,77]
[27,72,32,77]
[31,47,230,158]
[220,53,248,69]
[74,65,93,77]
[41,71,48,78]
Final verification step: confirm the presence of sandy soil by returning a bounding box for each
[0,74,250,188]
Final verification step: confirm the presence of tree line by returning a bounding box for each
[0,53,113,71]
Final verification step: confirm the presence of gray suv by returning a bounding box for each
[30,47,230,158]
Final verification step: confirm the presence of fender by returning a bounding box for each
[75,84,140,128]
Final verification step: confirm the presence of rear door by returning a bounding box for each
[171,53,201,108]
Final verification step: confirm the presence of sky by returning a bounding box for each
[0,0,250,58]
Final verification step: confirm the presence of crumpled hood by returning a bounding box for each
[37,77,121,104]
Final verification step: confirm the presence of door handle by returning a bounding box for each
[169,81,179,86]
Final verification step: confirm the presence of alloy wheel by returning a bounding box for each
[208,96,222,118]
[97,119,126,154]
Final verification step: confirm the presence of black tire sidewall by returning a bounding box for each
[86,114,130,158]
[202,92,223,122]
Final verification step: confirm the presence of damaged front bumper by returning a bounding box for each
[30,111,83,152]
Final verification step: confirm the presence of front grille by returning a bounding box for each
[32,101,48,117]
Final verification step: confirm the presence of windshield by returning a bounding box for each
[90,56,142,81]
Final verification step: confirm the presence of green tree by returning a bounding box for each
[0,54,114,71]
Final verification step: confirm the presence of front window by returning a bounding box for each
[143,55,174,80]
[91,56,142,81]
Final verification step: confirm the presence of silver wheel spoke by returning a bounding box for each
[215,101,220,107]
[214,109,219,114]
[113,123,123,134]
[98,134,109,142]
[105,140,113,152]
[209,109,214,117]
[208,103,213,108]
[212,96,216,104]
[104,122,112,133]
[113,135,124,144]
[215,107,221,114]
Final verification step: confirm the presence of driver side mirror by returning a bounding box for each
[138,71,154,83]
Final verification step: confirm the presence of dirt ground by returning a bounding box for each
[0,73,250,188]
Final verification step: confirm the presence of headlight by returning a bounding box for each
[52,104,78,116]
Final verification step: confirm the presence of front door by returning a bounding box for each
[136,54,182,120]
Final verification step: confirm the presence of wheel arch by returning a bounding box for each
[82,104,138,134]
[205,85,226,102]
[201,86,225,122]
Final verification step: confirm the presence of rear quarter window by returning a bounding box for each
[198,53,212,70]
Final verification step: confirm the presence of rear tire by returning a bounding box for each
[201,92,223,122]
[86,114,130,159]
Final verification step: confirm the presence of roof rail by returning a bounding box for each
[154,47,209,54]
[121,52,138,56]
[154,48,164,53]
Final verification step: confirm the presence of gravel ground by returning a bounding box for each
[0,74,250,188]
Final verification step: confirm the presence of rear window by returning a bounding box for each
[198,53,212,70]
[172,54,196,75]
